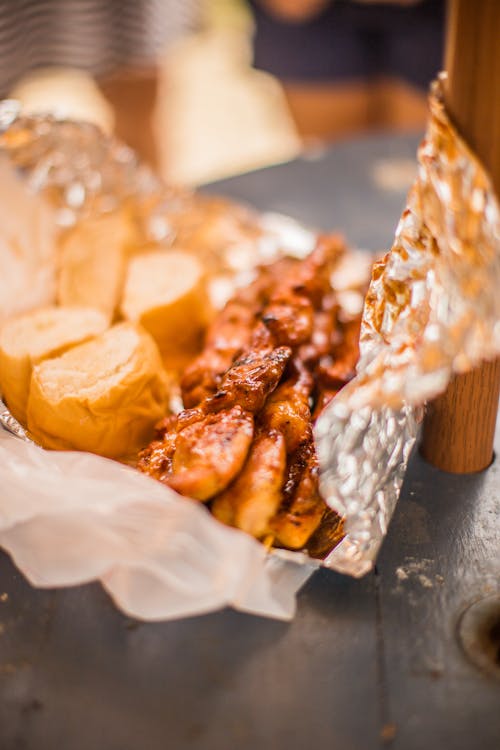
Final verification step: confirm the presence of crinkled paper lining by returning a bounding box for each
[0,426,313,621]
[0,76,499,618]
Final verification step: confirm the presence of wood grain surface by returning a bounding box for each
[422,360,500,473]
[421,0,500,473]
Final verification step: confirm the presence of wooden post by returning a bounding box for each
[421,0,500,473]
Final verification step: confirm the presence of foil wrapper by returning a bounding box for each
[315,75,500,575]
[0,100,316,311]
[0,76,499,618]
[0,397,33,442]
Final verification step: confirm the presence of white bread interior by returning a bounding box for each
[58,210,135,321]
[120,250,210,364]
[27,322,169,458]
[0,305,108,425]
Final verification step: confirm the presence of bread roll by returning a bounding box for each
[0,306,108,425]
[27,323,169,458]
[120,250,210,363]
[58,210,135,321]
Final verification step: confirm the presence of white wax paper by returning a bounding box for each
[0,427,315,620]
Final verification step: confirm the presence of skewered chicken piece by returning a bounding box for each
[137,426,177,483]
[138,407,254,501]
[211,358,313,535]
[211,428,287,537]
[258,235,343,348]
[205,346,291,414]
[306,509,345,559]
[259,358,313,453]
[168,406,255,500]
[313,316,362,417]
[180,281,267,408]
[318,316,361,386]
[276,234,343,310]
[138,346,291,499]
[269,445,326,550]
[181,258,298,408]
[261,368,326,552]
[262,295,314,347]
[298,296,339,367]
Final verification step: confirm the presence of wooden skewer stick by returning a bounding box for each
[421,0,500,473]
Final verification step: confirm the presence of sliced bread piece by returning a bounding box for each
[27,322,169,458]
[0,305,108,425]
[120,250,211,364]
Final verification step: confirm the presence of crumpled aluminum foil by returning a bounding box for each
[0,397,33,442]
[0,74,499,588]
[315,75,500,575]
[0,99,316,309]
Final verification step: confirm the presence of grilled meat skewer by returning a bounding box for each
[139,235,363,556]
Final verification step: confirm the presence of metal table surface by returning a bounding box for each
[1,134,499,750]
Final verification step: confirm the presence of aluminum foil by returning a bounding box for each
[0,75,499,589]
[315,75,500,575]
[0,99,316,310]
[0,397,33,442]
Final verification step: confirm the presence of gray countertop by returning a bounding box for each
[1,134,499,750]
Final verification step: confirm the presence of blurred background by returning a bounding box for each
[1,0,445,185]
